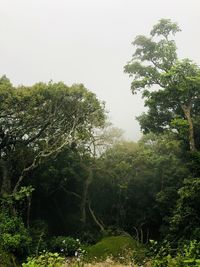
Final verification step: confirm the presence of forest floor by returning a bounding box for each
[63,263,133,267]
[62,258,130,266]
[62,259,151,266]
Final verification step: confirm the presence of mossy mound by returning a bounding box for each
[85,235,143,261]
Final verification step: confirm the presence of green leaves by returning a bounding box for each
[22,252,65,267]
[150,19,181,38]
[150,240,200,267]
[13,186,35,201]
[0,210,31,252]
[169,178,200,240]
[0,78,106,193]
[125,19,200,151]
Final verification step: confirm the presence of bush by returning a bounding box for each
[0,210,31,255]
[29,220,48,255]
[150,240,200,267]
[0,249,15,267]
[78,230,101,245]
[22,252,65,267]
[49,236,82,257]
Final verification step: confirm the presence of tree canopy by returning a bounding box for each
[124,19,200,152]
[1,19,200,267]
[0,77,106,195]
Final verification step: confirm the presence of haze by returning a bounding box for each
[0,0,200,140]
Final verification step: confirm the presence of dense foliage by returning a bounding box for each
[0,19,200,267]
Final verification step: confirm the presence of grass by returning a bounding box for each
[83,235,146,264]
[63,261,132,266]
[62,258,151,266]
[86,236,136,259]
[20,235,148,267]
[61,235,146,266]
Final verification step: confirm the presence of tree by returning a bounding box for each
[0,77,105,196]
[124,19,200,152]
[77,125,124,227]
[27,125,124,235]
[89,133,189,241]
[90,141,138,230]
[170,178,200,240]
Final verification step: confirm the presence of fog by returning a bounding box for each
[0,0,199,140]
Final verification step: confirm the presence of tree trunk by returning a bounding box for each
[182,104,196,152]
[88,202,105,231]
[80,169,93,224]
[0,159,11,196]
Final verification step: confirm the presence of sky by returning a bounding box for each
[0,0,200,140]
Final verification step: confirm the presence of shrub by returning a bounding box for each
[29,220,48,255]
[0,210,31,255]
[0,249,15,267]
[79,230,101,245]
[22,252,65,267]
[150,240,200,267]
[49,236,82,257]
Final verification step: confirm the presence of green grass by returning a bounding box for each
[85,235,144,261]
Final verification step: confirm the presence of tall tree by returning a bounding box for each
[0,77,105,196]
[124,19,200,151]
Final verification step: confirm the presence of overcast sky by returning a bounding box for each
[0,0,200,140]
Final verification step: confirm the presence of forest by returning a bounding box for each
[1,19,200,267]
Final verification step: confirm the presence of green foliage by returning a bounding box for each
[78,230,101,245]
[1,19,200,266]
[125,19,200,151]
[1,186,35,206]
[22,252,65,267]
[124,19,179,93]
[150,240,200,267]
[0,210,31,254]
[29,220,48,255]
[150,18,181,37]
[49,236,82,257]
[170,178,200,240]
[13,186,35,201]
[91,134,188,240]
[0,77,106,195]
[85,235,142,261]
[0,248,15,267]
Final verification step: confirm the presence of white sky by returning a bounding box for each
[0,0,200,140]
